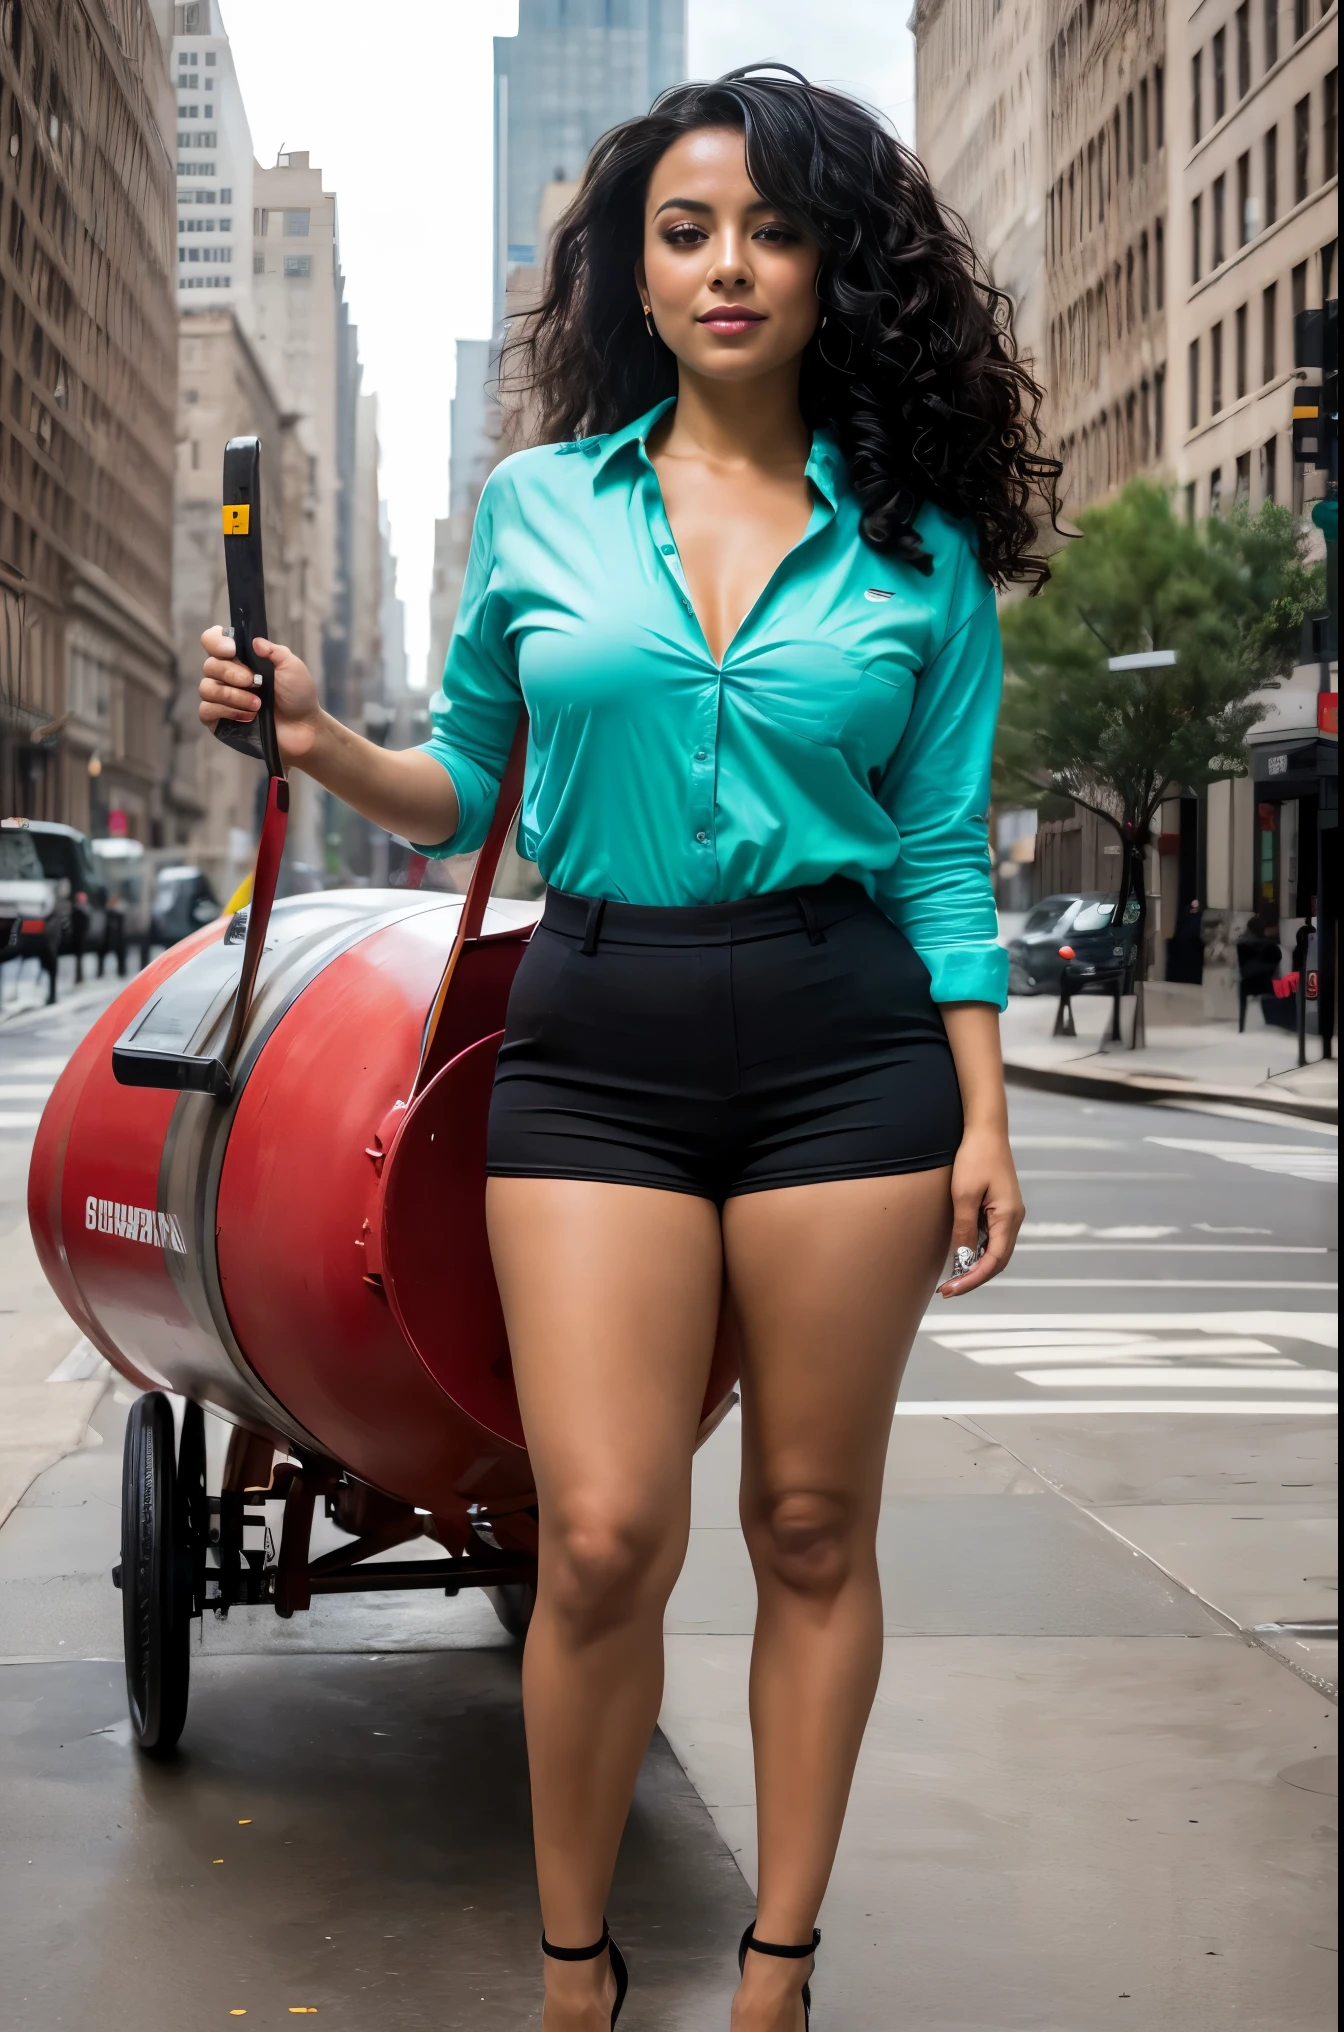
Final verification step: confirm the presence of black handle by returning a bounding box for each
[214,436,283,780]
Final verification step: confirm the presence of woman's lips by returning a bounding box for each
[697,309,766,333]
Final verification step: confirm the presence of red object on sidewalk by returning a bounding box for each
[26,726,739,1523]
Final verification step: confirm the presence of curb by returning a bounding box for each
[1003,1056,1339,1125]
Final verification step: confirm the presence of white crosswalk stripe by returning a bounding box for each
[924,1310,1338,1399]
[1145,1137,1338,1184]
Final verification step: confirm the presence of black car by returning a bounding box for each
[23,821,110,980]
[151,865,222,948]
[1007,891,1139,995]
[0,821,65,1001]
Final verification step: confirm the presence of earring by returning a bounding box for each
[643,304,655,339]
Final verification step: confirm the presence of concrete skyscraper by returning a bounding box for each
[494,0,686,321]
[170,1,253,318]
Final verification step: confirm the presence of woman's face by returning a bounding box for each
[636,126,821,385]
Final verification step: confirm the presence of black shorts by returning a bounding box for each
[486,878,963,1204]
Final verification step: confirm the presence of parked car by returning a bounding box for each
[0,819,64,1002]
[1007,891,1139,996]
[22,820,109,980]
[91,836,154,974]
[151,864,222,948]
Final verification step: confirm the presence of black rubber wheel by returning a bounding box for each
[120,1393,192,1754]
[486,1580,537,1642]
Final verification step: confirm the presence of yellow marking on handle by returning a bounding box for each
[223,503,251,535]
[1293,404,1319,419]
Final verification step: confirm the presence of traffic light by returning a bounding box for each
[1294,300,1338,479]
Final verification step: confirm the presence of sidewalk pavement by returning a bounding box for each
[1000,985,1339,1122]
[661,1400,1337,2030]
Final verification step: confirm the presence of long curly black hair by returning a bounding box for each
[500,65,1062,589]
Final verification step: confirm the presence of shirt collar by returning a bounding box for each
[589,399,843,510]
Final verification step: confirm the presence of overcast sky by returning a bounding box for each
[221,2,914,686]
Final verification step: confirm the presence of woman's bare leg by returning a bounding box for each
[487,1177,723,2031]
[722,1171,953,2031]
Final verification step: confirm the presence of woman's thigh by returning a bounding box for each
[486,1177,723,1537]
[722,1171,953,1528]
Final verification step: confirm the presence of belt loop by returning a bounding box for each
[581,897,606,956]
[796,890,826,945]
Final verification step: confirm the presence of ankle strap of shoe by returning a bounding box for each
[744,1927,821,1959]
[542,1922,610,1962]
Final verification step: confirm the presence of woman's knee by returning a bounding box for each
[543,1498,682,1637]
[746,1487,868,1599]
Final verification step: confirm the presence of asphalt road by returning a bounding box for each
[0,973,1336,2030]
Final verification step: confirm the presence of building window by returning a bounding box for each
[1291,259,1307,320]
[253,253,265,273]
[1155,63,1165,147]
[205,50,216,64]
[1265,0,1279,69]
[1211,322,1224,411]
[1237,4,1252,96]
[220,187,232,204]
[283,209,311,237]
[1325,71,1338,185]
[1294,0,1309,36]
[283,254,312,277]
[1238,151,1254,242]
[1188,337,1200,427]
[1262,280,1277,378]
[1265,125,1278,222]
[1261,434,1277,501]
[1126,89,1135,175]
[1213,174,1226,265]
[1192,50,1203,142]
[1184,482,1198,524]
[1191,194,1202,281]
[1140,76,1150,162]
[1154,363,1165,453]
[1236,301,1248,397]
[1126,246,1135,324]
[1235,451,1251,502]
[254,208,268,236]
[1294,95,1310,203]
[1140,229,1151,315]
[1155,216,1165,305]
[1213,27,1227,122]
[1210,467,1223,514]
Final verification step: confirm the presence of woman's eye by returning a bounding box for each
[753,224,799,244]
[663,222,707,245]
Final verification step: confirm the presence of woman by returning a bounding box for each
[201,67,1057,2032]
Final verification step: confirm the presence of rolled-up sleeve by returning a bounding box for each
[413,479,521,857]
[873,582,1008,1009]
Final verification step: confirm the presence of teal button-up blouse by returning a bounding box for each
[417,398,1008,1008]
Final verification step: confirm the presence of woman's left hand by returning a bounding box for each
[936,1127,1025,1297]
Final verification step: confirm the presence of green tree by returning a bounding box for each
[997,480,1323,1035]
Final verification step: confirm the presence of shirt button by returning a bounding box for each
[695,830,708,844]
[660,543,676,555]
[694,749,707,761]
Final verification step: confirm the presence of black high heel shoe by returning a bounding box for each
[738,1925,821,2028]
[542,1921,629,2028]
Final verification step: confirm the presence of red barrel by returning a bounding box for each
[28,888,738,1540]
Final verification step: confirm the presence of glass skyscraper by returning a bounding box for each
[494,0,687,316]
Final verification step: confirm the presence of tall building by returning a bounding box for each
[1170,0,1337,520]
[170,0,252,319]
[1041,0,1171,511]
[430,4,687,690]
[249,150,347,869]
[913,0,1048,372]
[1168,0,1339,973]
[0,0,177,836]
[170,307,298,894]
[494,0,686,321]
